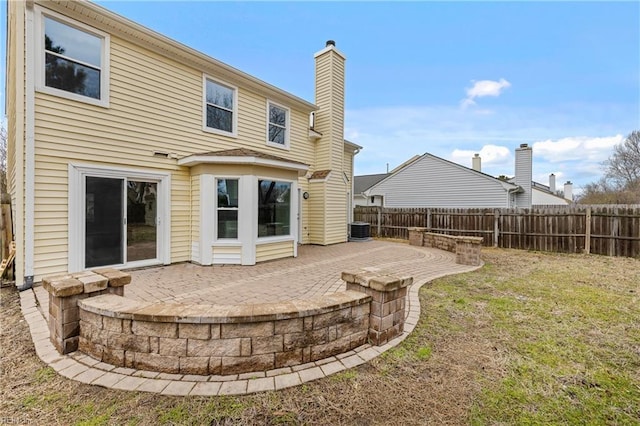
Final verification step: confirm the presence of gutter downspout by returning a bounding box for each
[18,4,35,291]
[506,187,520,208]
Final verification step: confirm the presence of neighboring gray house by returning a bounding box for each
[357,144,571,209]
[353,173,387,206]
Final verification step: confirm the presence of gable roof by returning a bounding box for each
[363,152,518,195]
[354,174,389,195]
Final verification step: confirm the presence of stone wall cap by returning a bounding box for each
[92,268,132,287]
[42,276,84,297]
[79,294,151,317]
[341,269,413,291]
[77,292,371,324]
[407,227,428,231]
[423,232,483,243]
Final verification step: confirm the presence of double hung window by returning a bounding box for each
[38,9,108,105]
[267,102,289,148]
[206,79,236,135]
[217,179,239,239]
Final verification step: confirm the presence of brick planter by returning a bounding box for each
[43,269,131,354]
[341,268,412,345]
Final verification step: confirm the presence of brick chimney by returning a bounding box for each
[514,144,532,208]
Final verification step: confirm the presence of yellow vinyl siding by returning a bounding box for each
[256,241,294,263]
[30,25,317,277]
[6,0,27,284]
[325,175,348,244]
[308,180,327,244]
[170,172,191,262]
[311,47,348,245]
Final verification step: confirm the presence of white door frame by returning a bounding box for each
[68,163,171,272]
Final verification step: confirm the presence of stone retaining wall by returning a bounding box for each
[78,292,371,375]
[408,228,483,266]
[45,268,413,376]
[43,269,131,354]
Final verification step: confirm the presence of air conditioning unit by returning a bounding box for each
[349,222,371,242]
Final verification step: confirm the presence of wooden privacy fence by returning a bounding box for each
[354,205,640,258]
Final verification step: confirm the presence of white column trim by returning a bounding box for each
[292,180,299,257]
[240,175,257,265]
[200,174,214,265]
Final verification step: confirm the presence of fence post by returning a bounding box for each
[610,206,619,256]
[493,209,500,247]
[584,207,591,254]
[426,209,432,231]
[377,207,382,237]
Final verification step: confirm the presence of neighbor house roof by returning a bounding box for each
[363,152,519,196]
[354,174,389,195]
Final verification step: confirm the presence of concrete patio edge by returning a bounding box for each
[19,256,483,395]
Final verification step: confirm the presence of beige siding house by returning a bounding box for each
[6,0,360,288]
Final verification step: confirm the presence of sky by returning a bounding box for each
[2,1,639,195]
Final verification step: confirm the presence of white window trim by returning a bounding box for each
[34,5,110,108]
[256,177,297,241]
[214,177,241,243]
[68,163,171,272]
[266,100,290,150]
[203,75,238,138]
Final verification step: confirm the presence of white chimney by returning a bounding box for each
[514,144,533,208]
[564,181,573,202]
[472,153,481,172]
[549,173,556,193]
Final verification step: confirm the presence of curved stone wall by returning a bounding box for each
[78,292,371,375]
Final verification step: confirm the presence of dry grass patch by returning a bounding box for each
[1,247,638,425]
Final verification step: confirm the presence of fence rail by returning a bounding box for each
[353,205,640,258]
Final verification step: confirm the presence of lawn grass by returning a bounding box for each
[422,249,640,425]
[1,247,638,425]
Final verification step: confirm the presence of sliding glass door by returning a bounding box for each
[126,181,158,262]
[85,177,124,267]
[84,177,158,268]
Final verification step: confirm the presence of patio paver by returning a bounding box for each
[21,240,481,395]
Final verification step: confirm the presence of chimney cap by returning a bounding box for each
[474,153,480,157]
[519,143,529,148]
[326,40,336,47]
[550,173,555,176]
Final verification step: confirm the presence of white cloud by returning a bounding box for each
[532,135,623,162]
[450,145,512,168]
[461,78,511,108]
[346,104,629,189]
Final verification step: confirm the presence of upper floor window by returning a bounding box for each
[267,101,289,149]
[205,78,237,136]
[36,8,109,107]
